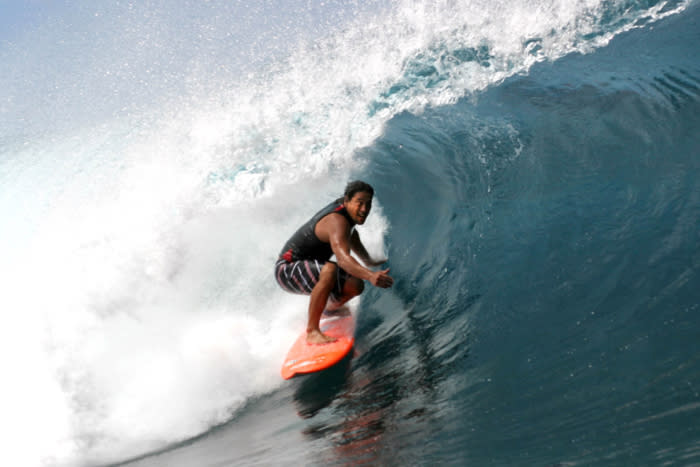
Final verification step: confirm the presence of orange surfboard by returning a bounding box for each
[281,310,356,379]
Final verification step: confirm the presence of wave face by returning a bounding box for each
[1,0,698,466]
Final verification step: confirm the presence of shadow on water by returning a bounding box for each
[292,351,354,419]
[291,341,399,465]
[289,284,480,465]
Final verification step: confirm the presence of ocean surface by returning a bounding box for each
[1,1,699,466]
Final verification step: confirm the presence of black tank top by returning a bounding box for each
[279,198,355,262]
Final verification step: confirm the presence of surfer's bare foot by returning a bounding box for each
[306,329,337,345]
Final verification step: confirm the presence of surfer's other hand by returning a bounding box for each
[370,268,393,288]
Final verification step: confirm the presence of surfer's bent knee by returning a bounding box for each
[346,277,364,296]
[320,261,337,277]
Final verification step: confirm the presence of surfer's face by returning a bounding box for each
[345,191,372,225]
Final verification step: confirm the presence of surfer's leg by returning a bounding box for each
[307,262,339,344]
[326,276,364,311]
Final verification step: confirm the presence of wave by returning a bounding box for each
[0,1,694,465]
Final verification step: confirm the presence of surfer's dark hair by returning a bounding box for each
[344,180,374,200]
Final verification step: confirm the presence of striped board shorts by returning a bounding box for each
[274,258,348,301]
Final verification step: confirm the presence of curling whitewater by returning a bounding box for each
[0,0,697,466]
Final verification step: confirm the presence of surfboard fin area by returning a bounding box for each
[281,310,356,379]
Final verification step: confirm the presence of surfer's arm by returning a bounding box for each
[318,214,392,288]
[349,230,387,267]
[328,223,374,281]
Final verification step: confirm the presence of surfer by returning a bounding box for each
[275,180,394,344]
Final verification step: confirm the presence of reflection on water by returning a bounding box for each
[294,353,354,419]
[292,291,477,466]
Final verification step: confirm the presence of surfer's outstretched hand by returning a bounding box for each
[370,268,394,288]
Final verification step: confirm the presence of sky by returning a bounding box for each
[0,0,68,41]
[0,1,392,44]
[0,0,392,143]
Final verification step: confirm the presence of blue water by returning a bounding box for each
[1,1,699,466]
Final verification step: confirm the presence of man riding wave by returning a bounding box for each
[275,181,394,344]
